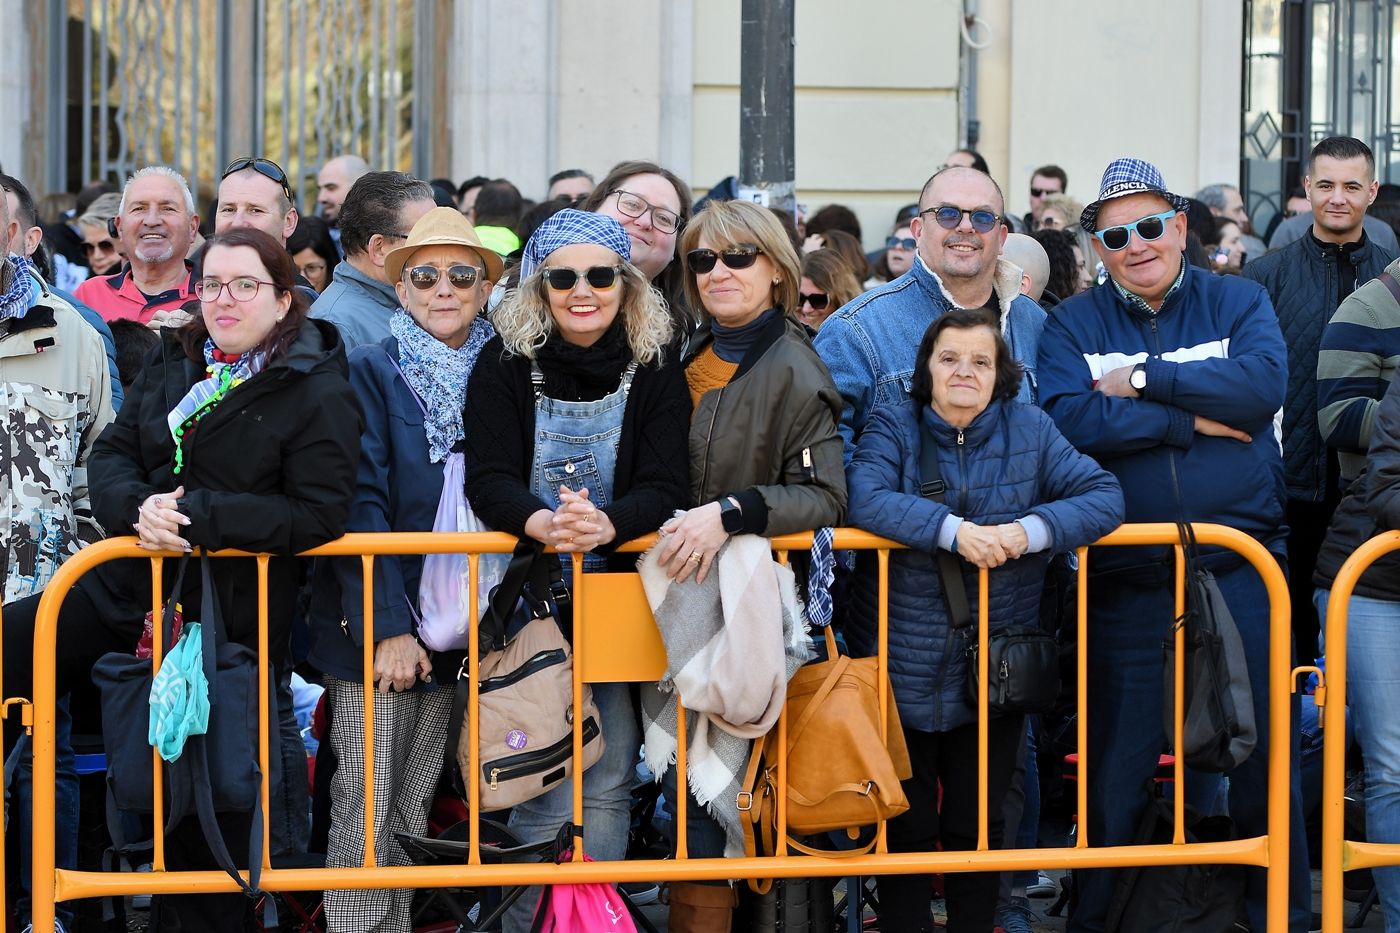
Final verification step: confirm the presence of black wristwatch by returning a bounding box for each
[720,497,745,534]
[1130,363,1148,393]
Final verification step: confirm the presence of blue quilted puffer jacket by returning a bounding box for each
[844,399,1123,733]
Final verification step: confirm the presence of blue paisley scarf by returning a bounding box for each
[389,309,495,463]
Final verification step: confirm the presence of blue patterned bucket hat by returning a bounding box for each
[1079,158,1193,232]
[520,209,632,279]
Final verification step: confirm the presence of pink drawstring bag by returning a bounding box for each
[529,853,637,933]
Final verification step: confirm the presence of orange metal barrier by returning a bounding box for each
[1320,530,1400,933]
[20,524,1294,931]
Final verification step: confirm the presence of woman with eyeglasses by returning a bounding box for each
[651,199,847,931]
[581,159,695,338]
[464,209,691,933]
[797,247,863,330]
[76,192,124,276]
[306,207,501,930]
[1,227,361,931]
[287,215,339,293]
[879,223,917,282]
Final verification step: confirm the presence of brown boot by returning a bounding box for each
[667,881,738,933]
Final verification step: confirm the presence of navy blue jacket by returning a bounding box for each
[1037,264,1289,571]
[845,400,1123,733]
[307,337,459,684]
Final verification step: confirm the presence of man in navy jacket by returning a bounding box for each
[1037,158,1311,932]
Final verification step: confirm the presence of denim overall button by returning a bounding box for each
[564,461,575,474]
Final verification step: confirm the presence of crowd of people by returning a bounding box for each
[2,131,1398,933]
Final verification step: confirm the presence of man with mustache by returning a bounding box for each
[816,165,1046,456]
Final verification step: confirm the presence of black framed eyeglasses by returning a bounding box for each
[686,244,763,274]
[919,206,1000,234]
[221,157,293,202]
[799,292,830,310]
[542,265,622,291]
[611,190,682,234]
[407,264,481,290]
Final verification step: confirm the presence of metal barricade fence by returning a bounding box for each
[19,524,1294,931]
[1320,530,1400,932]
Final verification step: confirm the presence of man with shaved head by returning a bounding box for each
[317,154,370,252]
[815,165,1047,456]
[1001,232,1050,303]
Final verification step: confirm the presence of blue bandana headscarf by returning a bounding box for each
[519,209,631,279]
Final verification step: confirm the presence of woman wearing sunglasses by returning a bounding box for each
[581,159,695,337]
[797,247,863,330]
[651,199,847,930]
[464,209,691,933]
[307,207,501,931]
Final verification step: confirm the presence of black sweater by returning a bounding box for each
[463,335,692,557]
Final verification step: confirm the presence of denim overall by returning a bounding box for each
[527,361,637,573]
[502,360,642,933]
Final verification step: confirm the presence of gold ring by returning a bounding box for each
[688,550,703,563]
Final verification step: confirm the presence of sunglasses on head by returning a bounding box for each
[799,292,829,310]
[1092,210,1177,251]
[1030,186,1060,199]
[885,236,916,250]
[919,206,1000,234]
[407,264,481,290]
[542,265,622,291]
[221,157,294,202]
[686,244,763,274]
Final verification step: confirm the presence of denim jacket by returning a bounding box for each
[813,255,1046,459]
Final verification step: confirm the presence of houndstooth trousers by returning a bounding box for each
[324,677,453,933]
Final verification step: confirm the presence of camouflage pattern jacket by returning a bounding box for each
[0,271,114,602]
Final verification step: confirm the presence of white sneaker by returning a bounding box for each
[1026,869,1057,898]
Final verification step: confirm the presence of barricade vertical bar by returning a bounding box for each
[1172,545,1185,845]
[31,585,54,933]
[467,551,481,864]
[775,549,789,856]
[571,552,585,861]
[150,557,167,870]
[1075,546,1088,848]
[257,555,273,867]
[977,567,989,851]
[1267,552,1290,933]
[876,547,890,853]
[361,554,377,867]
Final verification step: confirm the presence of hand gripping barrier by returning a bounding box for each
[20,524,1295,931]
[1319,530,1400,932]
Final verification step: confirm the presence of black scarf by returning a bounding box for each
[711,307,782,363]
[533,318,635,401]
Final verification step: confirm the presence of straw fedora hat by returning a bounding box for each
[384,206,504,284]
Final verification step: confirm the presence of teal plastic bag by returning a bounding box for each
[147,621,210,762]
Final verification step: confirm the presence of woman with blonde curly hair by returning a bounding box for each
[463,209,692,932]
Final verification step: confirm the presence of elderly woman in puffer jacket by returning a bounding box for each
[845,308,1123,933]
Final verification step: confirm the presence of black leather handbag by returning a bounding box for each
[917,412,1060,715]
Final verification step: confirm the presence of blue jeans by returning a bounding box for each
[8,696,78,929]
[502,682,639,933]
[1068,560,1311,933]
[1315,588,1400,932]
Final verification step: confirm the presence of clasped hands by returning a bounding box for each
[133,485,191,552]
[526,485,616,555]
[955,520,1029,570]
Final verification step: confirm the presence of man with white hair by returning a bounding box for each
[73,166,199,325]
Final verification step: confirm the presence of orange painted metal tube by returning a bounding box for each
[26,524,1294,933]
[1321,531,1400,933]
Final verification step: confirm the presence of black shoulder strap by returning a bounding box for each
[1379,270,1400,306]
[919,416,973,630]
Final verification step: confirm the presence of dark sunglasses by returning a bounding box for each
[686,244,763,274]
[82,239,116,254]
[1030,186,1060,199]
[1092,210,1176,251]
[408,264,481,290]
[542,265,622,291]
[919,206,1000,234]
[885,236,916,250]
[799,292,830,310]
[221,157,294,202]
